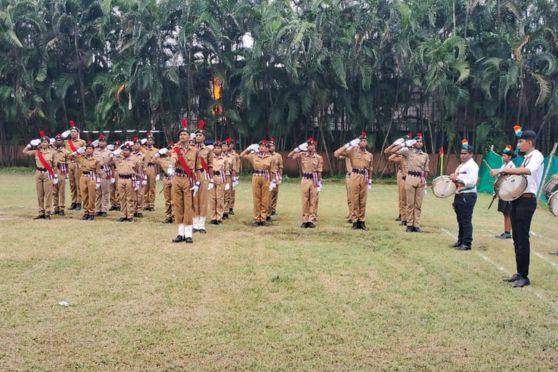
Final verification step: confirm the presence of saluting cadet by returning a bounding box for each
[93,134,112,217]
[192,119,214,234]
[225,139,241,216]
[64,120,85,210]
[153,145,176,224]
[110,144,141,222]
[397,133,430,232]
[334,132,374,231]
[449,139,479,251]
[131,138,145,218]
[385,134,411,225]
[240,140,278,226]
[109,141,121,211]
[23,131,56,219]
[221,138,234,219]
[52,134,70,216]
[334,152,353,223]
[208,141,231,224]
[288,138,323,228]
[268,139,284,217]
[495,145,516,239]
[491,126,544,288]
[141,133,159,211]
[73,143,101,221]
[170,119,199,243]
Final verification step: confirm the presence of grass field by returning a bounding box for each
[1,172,557,370]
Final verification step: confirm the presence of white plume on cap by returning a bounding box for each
[61,130,71,139]
[158,148,169,155]
[30,139,41,147]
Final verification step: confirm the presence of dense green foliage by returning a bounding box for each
[1,0,557,154]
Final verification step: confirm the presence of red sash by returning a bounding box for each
[174,146,195,179]
[37,150,55,178]
[67,140,77,152]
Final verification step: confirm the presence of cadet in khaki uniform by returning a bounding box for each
[385,134,411,225]
[73,143,101,220]
[225,139,241,216]
[110,144,141,221]
[23,132,56,219]
[52,134,70,216]
[268,140,284,217]
[153,146,176,224]
[396,133,430,232]
[64,121,86,210]
[192,120,213,233]
[109,141,121,211]
[170,119,199,243]
[221,139,234,219]
[240,140,278,226]
[142,134,159,211]
[208,141,230,224]
[288,138,323,228]
[93,134,112,217]
[334,132,374,230]
[131,138,145,218]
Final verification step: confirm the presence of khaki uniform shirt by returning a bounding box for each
[391,154,409,176]
[344,147,373,174]
[293,152,323,174]
[399,148,430,173]
[212,155,230,184]
[154,156,176,177]
[53,147,70,167]
[142,146,159,167]
[231,150,241,174]
[245,153,276,173]
[112,155,140,176]
[93,147,113,178]
[171,143,198,174]
[65,138,86,153]
[23,147,55,168]
[195,144,214,172]
[76,155,101,175]
[270,152,284,174]
[224,153,235,176]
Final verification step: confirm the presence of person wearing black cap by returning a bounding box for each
[449,139,479,251]
[142,133,159,211]
[93,134,112,217]
[23,131,56,219]
[490,125,544,288]
[192,119,214,233]
[64,120,86,210]
[495,145,516,239]
[73,142,101,220]
[110,144,141,222]
[131,137,145,218]
[52,134,71,216]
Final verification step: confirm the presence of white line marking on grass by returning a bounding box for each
[439,228,557,311]
[485,229,558,272]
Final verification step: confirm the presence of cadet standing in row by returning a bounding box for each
[288,138,323,228]
[385,134,410,225]
[193,120,213,233]
[142,133,159,212]
[334,132,374,230]
[73,143,101,220]
[153,146,176,223]
[65,121,85,210]
[268,139,284,217]
[208,140,231,224]
[110,144,141,222]
[23,131,56,219]
[94,134,112,217]
[52,134,70,216]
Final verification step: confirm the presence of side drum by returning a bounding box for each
[432,176,456,198]
[495,175,528,202]
[548,191,558,217]
[544,178,558,200]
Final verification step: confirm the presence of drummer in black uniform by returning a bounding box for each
[490,126,544,288]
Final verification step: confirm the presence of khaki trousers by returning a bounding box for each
[68,162,82,204]
[345,173,352,216]
[144,165,157,209]
[269,185,279,214]
[193,172,209,217]
[252,176,270,222]
[172,176,194,225]
[209,183,225,221]
[163,178,173,219]
[79,176,96,215]
[53,169,66,211]
[397,171,407,221]
[110,178,119,208]
[224,175,234,211]
[95,178,111,213]
[35,171,53,214]
[348,174,368,222]
[405,175,425,228]
[118,178,134,219]
[301,179,318,222]
[134,185,145,213]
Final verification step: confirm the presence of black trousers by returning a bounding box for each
[453,193,477,246]
[510,197,537,277]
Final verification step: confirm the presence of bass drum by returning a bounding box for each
[432,176,456,198]
[548,192,558,217]
[494,175,528,202]
[544,178,558,200]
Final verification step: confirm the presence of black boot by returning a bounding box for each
[172,235,185,243]
[352,222,358,230]
[81,214,90,220]
[360,222,368,231]
[75,203,81,211]
[59,210,65,216]
[34,213,46,219]
[228,208,235,215]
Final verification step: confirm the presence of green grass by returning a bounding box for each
[1,174,557,370]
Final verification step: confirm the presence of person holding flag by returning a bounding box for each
[171,119,200,243]
[288,138,323,228]
[23,131,56,219]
